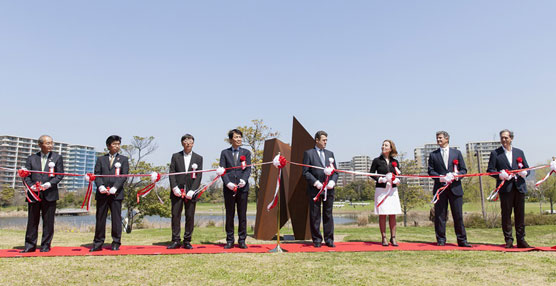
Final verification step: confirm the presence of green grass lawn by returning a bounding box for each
[1,224,555,285]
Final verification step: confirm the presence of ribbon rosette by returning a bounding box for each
[240,155,247,170]
[136,172,162,203]
[267,155,287,211]
[191,163,198,179]
[114,162,121,176]
[48,162,55,177]
[81,173,96,210]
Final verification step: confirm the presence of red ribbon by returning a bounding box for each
[81,173,96,211]
[136,173,161,203]
[240,155,246,170]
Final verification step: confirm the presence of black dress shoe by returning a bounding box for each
[224,242,234,249]
[167,241,181,249]
[505,241,514,249]
[20,248,36,253]
[89,246,102,252]
[517,241,531,248]
[183,243,194,249]
[111,244,120,251]
[458,242,472,248]
[313,242,322,248]
[40,247,50,253]
[325,242,336,248]
[238,242,248,249]
[437,241,446,246]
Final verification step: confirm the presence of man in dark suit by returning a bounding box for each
[302,130,339,248]
[427,131,471,247]
[487,129,531,248]
[21,135,64,253]
[220,129,251,249]
[90,135,129,252]
[167,134,203,250]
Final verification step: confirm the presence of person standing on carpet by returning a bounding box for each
[369,139,402,247]
[90,135,129,252]
[302,130,339,248]
[21,135,64,253]
[487,129,531,249]
[428,131,471,247]
[219,129,251,249]
[167,134,203,250]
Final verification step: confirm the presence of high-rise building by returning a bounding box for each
[337,160,354,187]
[336,155,373,187]
[0,135,96,191]
[465,141,501,171]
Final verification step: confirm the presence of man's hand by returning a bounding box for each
[238,179,246,188]
[98,185,108,194]
[41,182,51,190]
[227,182,237,191]
[499,170,511,181]
[314,180,323,190]
[326,180,335,189]
[186,190,195,200]
[109,187,117,195]
[518,170,528,178]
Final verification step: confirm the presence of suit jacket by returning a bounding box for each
[369,156,400,188]
[169,151,203,197]
[302,148,339,197]
[94,153,129,201]
[427,147,467,196]
[220,147,251,193]
[24,152,64,202]
[486,146,529,194]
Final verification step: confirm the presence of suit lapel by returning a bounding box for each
[511,149,517,169]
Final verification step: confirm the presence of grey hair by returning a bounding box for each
[499,129,514,139]
[38,135,52,144]
[436,131,450,142]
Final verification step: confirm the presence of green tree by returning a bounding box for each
[0,185,15,207]
[120,136,169,232]
[226,119,279,201]
[336,180,374,201]
[398,158,429,227]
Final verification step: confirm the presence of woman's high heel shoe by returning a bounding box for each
[390,236,399,247]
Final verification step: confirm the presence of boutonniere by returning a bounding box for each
[240,155,246,170]
[114,162,121,176]
[48,162,55,177]
[453,159,459,174]
[517,157,523,169]
[191,163,198,179]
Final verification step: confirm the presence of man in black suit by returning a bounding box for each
[487,129,531,248]
[427,131,471,247]
[21,135,64,253]
[220,129,251,249]
[302,130,339,248]
[167,134,203,249]
[90,135,129,252]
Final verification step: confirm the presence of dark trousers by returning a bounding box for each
[170,196,197,243]
[24,200,56,249]
[223,190,248,243]
[93,198,122,248]
[308,193,335,244]
[499,187,526,243]
[434,189,467,244]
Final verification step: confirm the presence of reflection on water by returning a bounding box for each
[0,213,357,228]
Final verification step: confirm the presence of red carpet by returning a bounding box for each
[2,242,555,258]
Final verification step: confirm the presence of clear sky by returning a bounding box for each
[1,1,555,168]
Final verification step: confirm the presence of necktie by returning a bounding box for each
[319,149,326,166]
[233,150,239,164]
[442,149,448,169]
[41,156,47,171]
[110,155,115,168]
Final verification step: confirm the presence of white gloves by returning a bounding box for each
[41,182,51,190]
[378,177,387,184]
[186,190,195,200]
[518,170,528,178]
[499,170,511,181]
[327,180,335,189]
[440,173,455,184]
[392,178,400,185]
[227,182,237,191]
[172,187,182,197]
[98,185,108,194]
[109,187,117,195]
[238,179,246,188]
[314,180,323,190]
[551,161,556,172]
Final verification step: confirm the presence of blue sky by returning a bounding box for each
[1,1,555,168]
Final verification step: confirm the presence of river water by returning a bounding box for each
[0,213,357,228]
